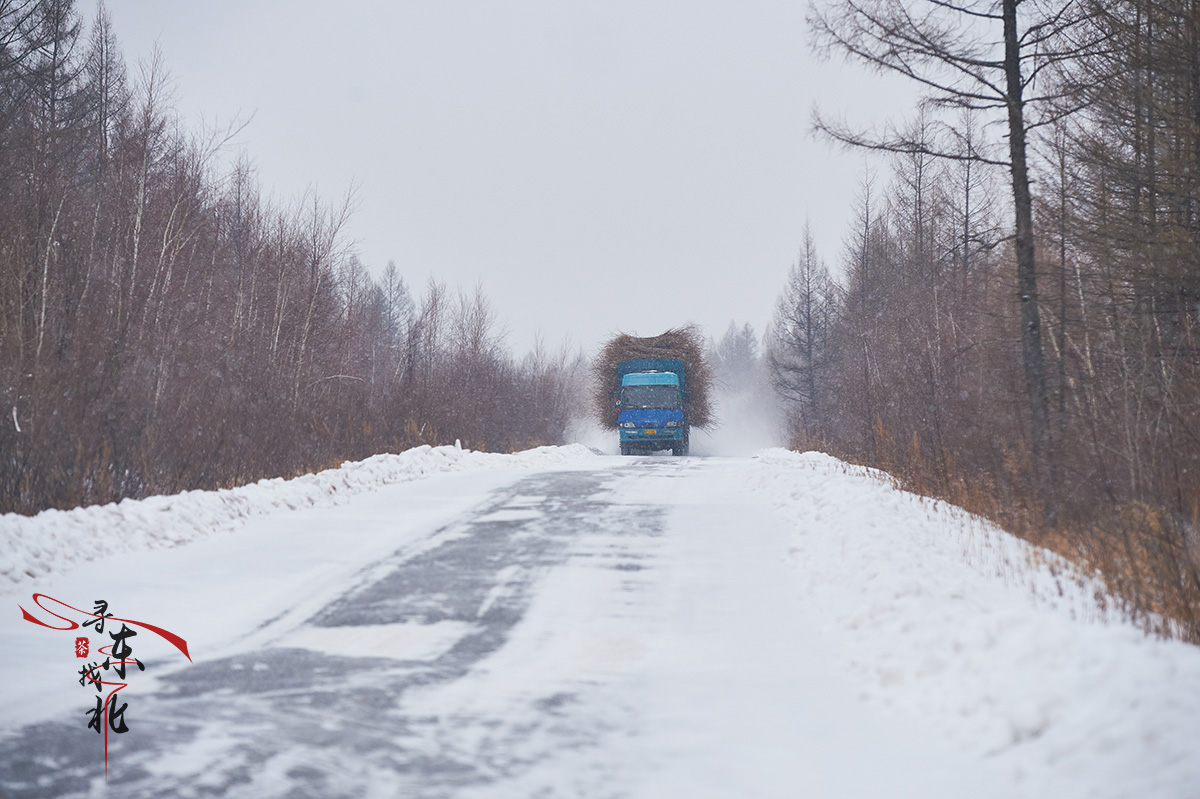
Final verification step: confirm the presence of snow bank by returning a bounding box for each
[0,443,596,595]
[743,449,1200,798]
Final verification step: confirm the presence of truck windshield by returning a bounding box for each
[621,385,681,410]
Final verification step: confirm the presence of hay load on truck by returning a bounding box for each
[594,327,713,456]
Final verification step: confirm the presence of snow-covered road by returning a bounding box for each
[2,450,1199,798]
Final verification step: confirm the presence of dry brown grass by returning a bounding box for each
[592,325,715,430]
[790,426,1200,644]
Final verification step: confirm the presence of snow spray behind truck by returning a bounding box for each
[594,327,714,456]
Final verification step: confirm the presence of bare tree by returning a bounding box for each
[380,259,413,346]
[0,5,600,515]
[770,223,836,432]
[808,0,1101,514]
[713,321,760,387]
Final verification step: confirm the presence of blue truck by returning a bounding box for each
[615,358,690,456]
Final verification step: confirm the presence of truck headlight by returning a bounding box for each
[665,421,678,427]
[621,422,635,428]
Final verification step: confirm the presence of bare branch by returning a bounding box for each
[813,107,1013,166]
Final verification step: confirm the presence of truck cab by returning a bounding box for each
[616,358,689,456]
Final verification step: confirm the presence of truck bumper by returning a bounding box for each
[620,429,683,442]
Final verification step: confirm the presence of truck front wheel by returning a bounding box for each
[620,442,631,456]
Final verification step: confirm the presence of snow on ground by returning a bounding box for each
[1,456,598,731]
[465,459,1021,798]
[741,449,1200,798]
[0,443,597,594]
[3,444,1199,797]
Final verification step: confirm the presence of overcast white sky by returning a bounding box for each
[84,0,919,355]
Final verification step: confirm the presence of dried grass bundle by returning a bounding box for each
[592,325,714,430]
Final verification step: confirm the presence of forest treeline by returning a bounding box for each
[771,0,1200,639]
[0,1,582,515]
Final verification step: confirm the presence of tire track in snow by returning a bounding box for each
[0,463,677,798]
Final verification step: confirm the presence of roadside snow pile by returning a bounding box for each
[743,448,1200,799]
[0,443,596,594]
